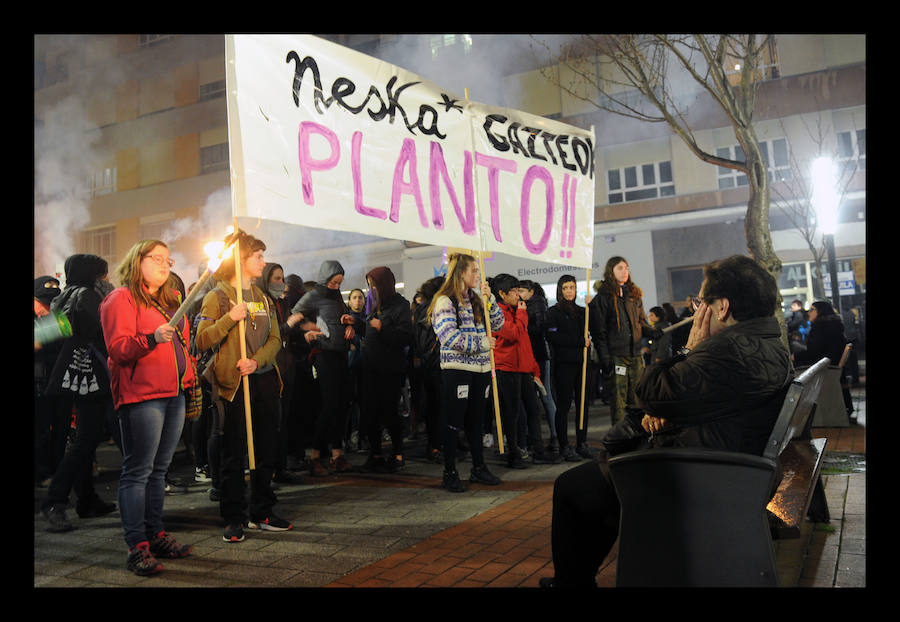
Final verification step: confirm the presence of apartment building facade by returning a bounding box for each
[34,34,865,318]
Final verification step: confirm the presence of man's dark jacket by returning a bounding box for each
[362,291,413,374]
[634,316,792,456]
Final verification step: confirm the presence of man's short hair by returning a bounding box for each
[701,255,777,321]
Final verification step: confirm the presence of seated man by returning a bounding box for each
[540,254,793,588]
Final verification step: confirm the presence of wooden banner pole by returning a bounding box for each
[233,220,256,471]
[579,269,591,431]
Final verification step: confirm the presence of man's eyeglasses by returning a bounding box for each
[145,254,175,267]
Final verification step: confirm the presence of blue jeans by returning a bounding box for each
[117,394,185,548]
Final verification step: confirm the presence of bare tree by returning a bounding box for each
[771,114,859,301]
[532,34,783,292]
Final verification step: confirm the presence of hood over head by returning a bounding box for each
[366,266,396,305]
[63,254,108,288]
[317,260,345,286]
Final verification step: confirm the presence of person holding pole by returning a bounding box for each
[545,275,598,461]
[427,253,505,492]
[100,241,194,575]
[589,256,656,426]
[196,231,290,543]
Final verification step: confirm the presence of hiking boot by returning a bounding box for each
[126,542,163,576]
[248,514,293,532]
[469,464,502,486]
[442,469,466,493]
[148,531,193,558]
[223,523,246,543]
[329,454,353,474]
[42,505,74,533]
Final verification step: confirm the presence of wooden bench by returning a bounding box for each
[607,358,830,587]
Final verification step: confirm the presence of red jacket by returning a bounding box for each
[100,286,196,410]
[493,301,540,377]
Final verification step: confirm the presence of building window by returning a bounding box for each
[81,226,116,268]
[138,35,174,48]
[430,34,473,59]
[607,160,674,204]
[837,129,866,172]
[668,265,705,306]
[717,138,791,189]
[88,166,117,197]
[200,143,229,174]
[199,79,226,102]
[140,219,171,242]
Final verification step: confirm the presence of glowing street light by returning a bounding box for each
[810,156,841,313]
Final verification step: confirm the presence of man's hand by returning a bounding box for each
[369,317,382,331]
[236,357,258,376]
[304,330,322,344]
[641,414,668,434]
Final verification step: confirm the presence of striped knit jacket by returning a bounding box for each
[431,292,504,373]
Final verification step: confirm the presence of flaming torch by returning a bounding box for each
[166,230,239,328]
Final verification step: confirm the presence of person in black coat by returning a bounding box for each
[794,300,854,417]
[412,276,446,463]
[40,254,118,532]
[545,275,599,462]
[540,255,792,588]
[519,280,559,454]
[359,266,414,472]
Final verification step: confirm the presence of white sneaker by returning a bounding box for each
[483,433,494,448]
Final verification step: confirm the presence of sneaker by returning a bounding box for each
[482,433,494,448]
[426,448,443,464]
[469,464,502,486]
[208,487,220,502]
[149,531,193,558]
[519,447,530,462]
[506,453,528,470]
[195,466,212,483]
[561,445,582,462]
[42,505,74,533]
[329,454,354,474]
[223,523,245,543]
[546,437,560,455]
[442,469,466,493]
[361,455,386,473]
[531,450,562,465]
[273,470,304,485]
[76,497,117,518]
[126,542,163,576]
[249,514,293,531]
[576,443,594,459]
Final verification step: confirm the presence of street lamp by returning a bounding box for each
[811,156,841,314]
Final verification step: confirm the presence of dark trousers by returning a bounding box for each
[34,393,72,482]
[219,370,280,524]
[312,350,350,453]
[421,367,443,453]
[362,367,405,457]
[496,370,544,454]
[440,368,489,472]
[42,393,110,511]
[551,457,620,587]
[552,361,589,448]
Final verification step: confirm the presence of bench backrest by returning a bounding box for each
[762,357,830,461]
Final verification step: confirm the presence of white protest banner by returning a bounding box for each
[226,34,596,268]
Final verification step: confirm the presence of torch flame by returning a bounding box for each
[204,240,232,273]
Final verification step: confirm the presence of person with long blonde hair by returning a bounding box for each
[428,253,504,492]
[100,240,196,576]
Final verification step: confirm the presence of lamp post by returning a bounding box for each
[811,157,841,315]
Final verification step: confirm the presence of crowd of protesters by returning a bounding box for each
[35,235,860,578]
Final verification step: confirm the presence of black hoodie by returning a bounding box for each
[51,254,109,355]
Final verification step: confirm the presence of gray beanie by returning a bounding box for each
[317,260,345,285]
